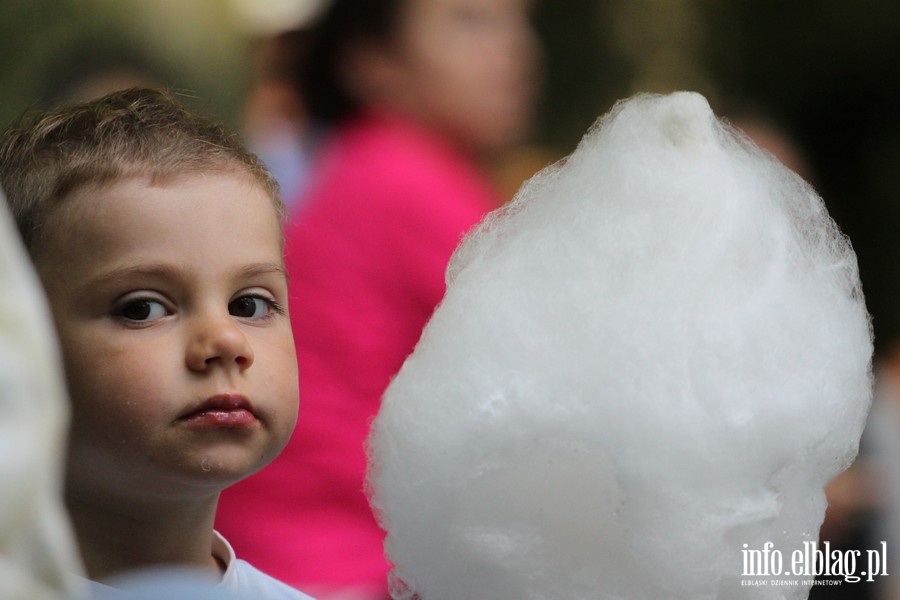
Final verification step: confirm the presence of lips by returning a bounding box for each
[178,393,258,429]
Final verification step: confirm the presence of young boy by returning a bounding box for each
[0,88,314,598]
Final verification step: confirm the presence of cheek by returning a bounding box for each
[420,47,482,97]
[61,336,166,445]
[272,336,299,398]
[414,46,522,136]
[260,332,299,430]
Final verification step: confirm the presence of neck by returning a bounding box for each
[66,489,222,581]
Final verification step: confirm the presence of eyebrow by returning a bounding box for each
[89,263,186,288]
[84,261,288,294]
[237,262,289,282]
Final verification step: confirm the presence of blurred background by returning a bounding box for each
[0,0,898,597]
[2,0,894,350]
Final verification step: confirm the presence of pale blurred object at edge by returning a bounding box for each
[0,189,84,599]
[229,0,329,35]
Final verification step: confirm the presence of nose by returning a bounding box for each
[185,313,254,373]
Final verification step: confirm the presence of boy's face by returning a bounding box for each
[36,171,298,504]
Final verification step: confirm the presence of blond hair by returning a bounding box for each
[0,88,282,257]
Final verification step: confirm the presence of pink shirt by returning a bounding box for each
[217,112,501,597]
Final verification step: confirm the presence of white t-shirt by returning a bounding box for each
[80,531,315,599]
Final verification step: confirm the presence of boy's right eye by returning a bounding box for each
[116,299,169,323]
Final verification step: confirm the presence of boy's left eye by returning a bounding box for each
[229,296,274,319]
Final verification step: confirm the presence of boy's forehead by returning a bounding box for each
[36,170,283,269]
[83,165,275,201]
[53,168,279,223]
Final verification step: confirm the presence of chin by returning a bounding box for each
[181,442,278,486]
[481,116,531,151]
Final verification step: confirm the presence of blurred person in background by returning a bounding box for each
[873,345,900,600]
[217,0,542,597]
[242,28,318,212]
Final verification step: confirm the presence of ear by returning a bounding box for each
[339,40,407,106]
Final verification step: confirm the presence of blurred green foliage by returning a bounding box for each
[0,0,251,128]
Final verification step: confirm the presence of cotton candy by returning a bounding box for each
[366,92,873,600]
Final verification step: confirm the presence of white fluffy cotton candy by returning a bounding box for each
[366,92,873,600]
